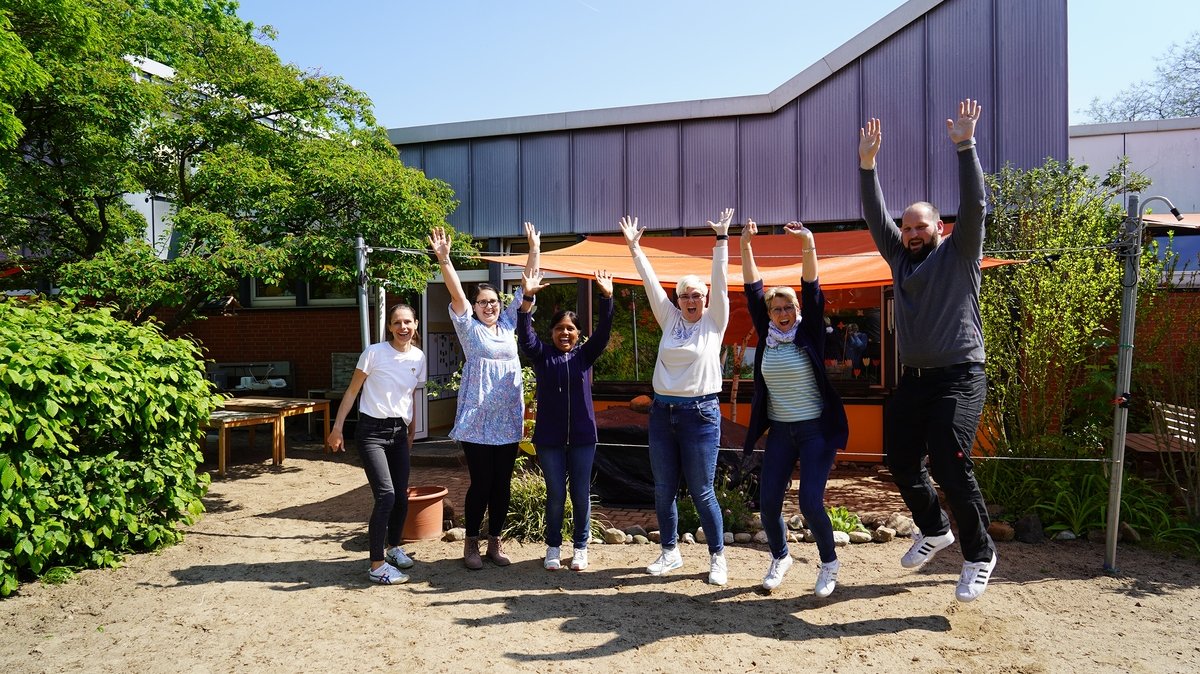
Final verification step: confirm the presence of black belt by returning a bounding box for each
[901,362,983,378]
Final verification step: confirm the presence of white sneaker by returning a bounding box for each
[385,546,414,569]
[955,552,997,602]
[368,562,408,585]
[762,554,793,591]
[544,546,562,570]
[901,531,956,569]
[814,558,840,598]
[647,548,683,576]
[708,551,728,586]
[569,548,589,571]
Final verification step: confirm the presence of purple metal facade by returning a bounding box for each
[520,133,571,235]
[394,0,1068,238]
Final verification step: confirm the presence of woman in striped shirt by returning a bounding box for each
[740,220,849,597]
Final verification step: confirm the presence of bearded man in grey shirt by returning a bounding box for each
[858,99,997,603]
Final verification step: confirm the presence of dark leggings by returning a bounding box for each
[462,441,520,537]
[356,415,411,562]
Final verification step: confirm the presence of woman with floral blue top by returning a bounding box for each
[429,224,539,570]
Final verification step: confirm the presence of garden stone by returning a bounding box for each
[786,532,800,543]
[603,528,627,544]
[848,530,873,544]
[753,531,769,544]
[681,532,696,545]
[858,511,889,529]
[884,513,916,536]
[632,534,650,544]
[1013,515,1045,544]
[442,527,466,542]
[832,531,851,547]
[650,531,661,544]
[873,526,896,543]
[1120,522,1141,543]
[724,532,735,545]
[696,528,707,544]
[988,522,1015,542]
[1052,530,1077,541]
[624,525,648,538]
[734,532,752,544]
[788,514,805,531]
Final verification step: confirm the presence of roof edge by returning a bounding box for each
[1069,116,1200,137]
[388,0,946,144]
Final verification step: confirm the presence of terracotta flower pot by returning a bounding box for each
[402,486,449,542]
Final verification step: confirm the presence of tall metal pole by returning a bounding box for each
[1104,195,1139,572]
[356,235,370,351]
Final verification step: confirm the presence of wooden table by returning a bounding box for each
[221,397,333,461]
[204,410,283,477]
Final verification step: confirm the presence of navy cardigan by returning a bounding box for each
[742,279,849,455]
[517,295,614,447]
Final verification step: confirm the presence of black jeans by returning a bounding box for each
[462,441,519,538]
[356,415,411,562]
[885,363,994,563]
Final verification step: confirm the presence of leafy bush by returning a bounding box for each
[501,456,608,543]
[0,300,220,596]
[677,476,756,536]
[826,505,866,534]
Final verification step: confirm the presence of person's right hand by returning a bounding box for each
[429,227,451,261]
[327,428,345,453]
[740,218,757,248]
[783,221,815,249]
[859,117,882,170]
[594,269,614,298]
[521,269,549,297]
[619,215,643,248]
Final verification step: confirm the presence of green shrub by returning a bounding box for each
[826,505,866,534]
[501,456,609,543]
[677,477,756,536]
[0,300,220,596]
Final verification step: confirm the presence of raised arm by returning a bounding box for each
[621,215,673,326]
[783,221,818,283]
[947,98,986,258]
[523,221,541,280]
[707,208,733,330]
[859,117,882,171]
[430,227,469,316]
[580,270,616,365]
[739,219,761,285]
[858,117,904,261]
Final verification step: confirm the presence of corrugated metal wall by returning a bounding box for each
[396,0,1067,238]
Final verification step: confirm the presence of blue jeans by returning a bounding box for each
[760,418,837,563]
[648,396,724,554]
[885,363,993,563]
[537,443,596,548]
[356,415,410,562]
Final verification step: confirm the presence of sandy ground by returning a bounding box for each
[3,445,1200,674]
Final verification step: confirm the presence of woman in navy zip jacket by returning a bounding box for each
[740,220,849,597]
[517,267,615,572]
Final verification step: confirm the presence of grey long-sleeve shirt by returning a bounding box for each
[859,147,987,368]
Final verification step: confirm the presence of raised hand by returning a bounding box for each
[740,218,757,248]
[619,215,643,248]
[708,208,735,236]
[859,118,882,169]
[429,227,452,261]
[946,98,982,143]
[521,268,549,296]
[783,221,815,248]
[524,221,541,252]
[594,269,614,298]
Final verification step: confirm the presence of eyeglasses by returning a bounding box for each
[769,305,797,315]
[475,299,500,307]
[678,293,706,302]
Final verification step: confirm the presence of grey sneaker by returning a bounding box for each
[385,546,414,569]
[955,552,997,602]
[646,548,683,576]
[762,554,793,592]
[901,531,955,569]
[368,562,409,585]
[814,558,840,598]
[708,551,728,586]
[544,546,562,570]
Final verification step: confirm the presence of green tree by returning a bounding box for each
[980,157,1153,459]
[0,0,461,330]
[1085,31,1200,122]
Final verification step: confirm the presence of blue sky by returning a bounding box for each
[235,0,1198,129]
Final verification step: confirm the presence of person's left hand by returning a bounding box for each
[783,221,815,249]
[708,208,735,236]
[594,269,614,298]
[524,221,540,251]
[946,98,982,143]
[521,269,549,296]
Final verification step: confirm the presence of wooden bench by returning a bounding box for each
[203,410,283,477]
[1126,401,1197,475]
[221,397,332,459]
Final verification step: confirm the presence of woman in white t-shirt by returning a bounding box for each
[328,303,427,585]
[619,208,733,586]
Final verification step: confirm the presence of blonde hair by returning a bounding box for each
[763,286,798,309]
[675,275,707,297]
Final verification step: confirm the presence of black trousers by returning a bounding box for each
[357,415,410,562]
[461,441,519,537]
[885,363,994,563]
